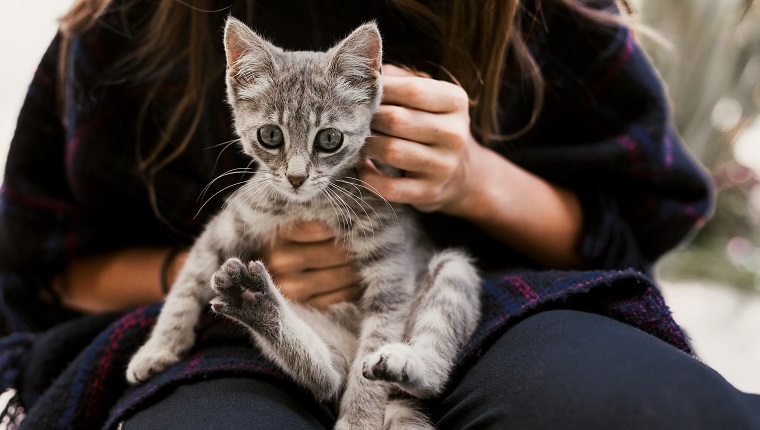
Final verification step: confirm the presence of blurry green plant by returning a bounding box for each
[631,0,760,290]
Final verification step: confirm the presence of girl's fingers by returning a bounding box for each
[381,75,469,114]
[277,264,359,303]
[382,64,419,77]
[371,104,432,143]
[261,219,361,305]
[279,220,334,243]
[368,66,477,215]
[357,161,440,208]
[305,283,364,309]
[267,239,351,273]
[372,105,463,147]
[363,134,440,172]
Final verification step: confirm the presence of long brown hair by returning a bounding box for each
[59,0,628,174]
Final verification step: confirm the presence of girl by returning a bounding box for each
[0,0,757,428]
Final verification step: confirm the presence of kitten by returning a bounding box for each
[126,18,481,430]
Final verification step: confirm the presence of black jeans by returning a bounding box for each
[123,310,760,429]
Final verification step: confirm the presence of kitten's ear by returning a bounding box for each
[223,17,278,83]
[327,23,382,84]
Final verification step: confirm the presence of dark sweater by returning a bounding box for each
[0,0,713,428]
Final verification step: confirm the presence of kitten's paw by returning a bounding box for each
[362,343,423,387]
[210,258,277,319]
[126,343,180,384]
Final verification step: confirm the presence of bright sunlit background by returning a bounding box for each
[1,0,759,394]
[0,2,70,160]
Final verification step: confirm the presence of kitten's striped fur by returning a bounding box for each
[126,18,481,430]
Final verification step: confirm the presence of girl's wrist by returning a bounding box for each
[444,143,585,269]
[160,248,181,295]
[160,247,189,295]
[446,142,513,223]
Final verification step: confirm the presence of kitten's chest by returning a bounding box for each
[230,182,409,248]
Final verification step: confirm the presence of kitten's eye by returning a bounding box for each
[315,128,344,152]
[257,125,284,149]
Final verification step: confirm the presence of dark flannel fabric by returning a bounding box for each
[0,0,713,428]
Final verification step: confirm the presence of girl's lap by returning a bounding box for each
[122,310,760,429]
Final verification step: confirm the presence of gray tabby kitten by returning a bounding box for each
[126,17,481,430]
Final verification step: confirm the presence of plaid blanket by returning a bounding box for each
[1,269,689,429]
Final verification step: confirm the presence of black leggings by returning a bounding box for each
[123,310,760,429]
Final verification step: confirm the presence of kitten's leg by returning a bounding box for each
[363,249,481,398]
[126,246,220,384]
[383,397,435,430]
[210,258,348,401]
[335,276,414,430]
[293,302,360,373]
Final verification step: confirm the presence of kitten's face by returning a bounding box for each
[224,19,382,202]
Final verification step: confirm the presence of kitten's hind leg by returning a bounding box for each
[383,397,435,430]
[211,258,347,401]
[336,272,416,430]
[362,249,481,398]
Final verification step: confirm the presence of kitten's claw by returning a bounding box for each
[362,343,422,387]
[363,351,406,382]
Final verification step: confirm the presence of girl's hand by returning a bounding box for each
[359,65,585,269]
[358,64,488,217]
[260,220,361,308]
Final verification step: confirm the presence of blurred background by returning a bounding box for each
[0,0,758,393]
[630,0,760,393]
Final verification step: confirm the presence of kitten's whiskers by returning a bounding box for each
[204,138,242,150]
[199,166,257,202]
[218,177,269,222]
[320,189,352,253]
[328,183,377,241]
[327,185,368,248]
[331,180,384,229]
[195,178,260,219]
[337,178,399,226]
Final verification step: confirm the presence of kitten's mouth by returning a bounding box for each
[273,183,319,202]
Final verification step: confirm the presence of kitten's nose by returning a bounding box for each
[288,174,307,189]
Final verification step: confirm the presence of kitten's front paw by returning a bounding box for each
[210,258,277,319]
[362,343,423,387]
[126,343,180,384]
